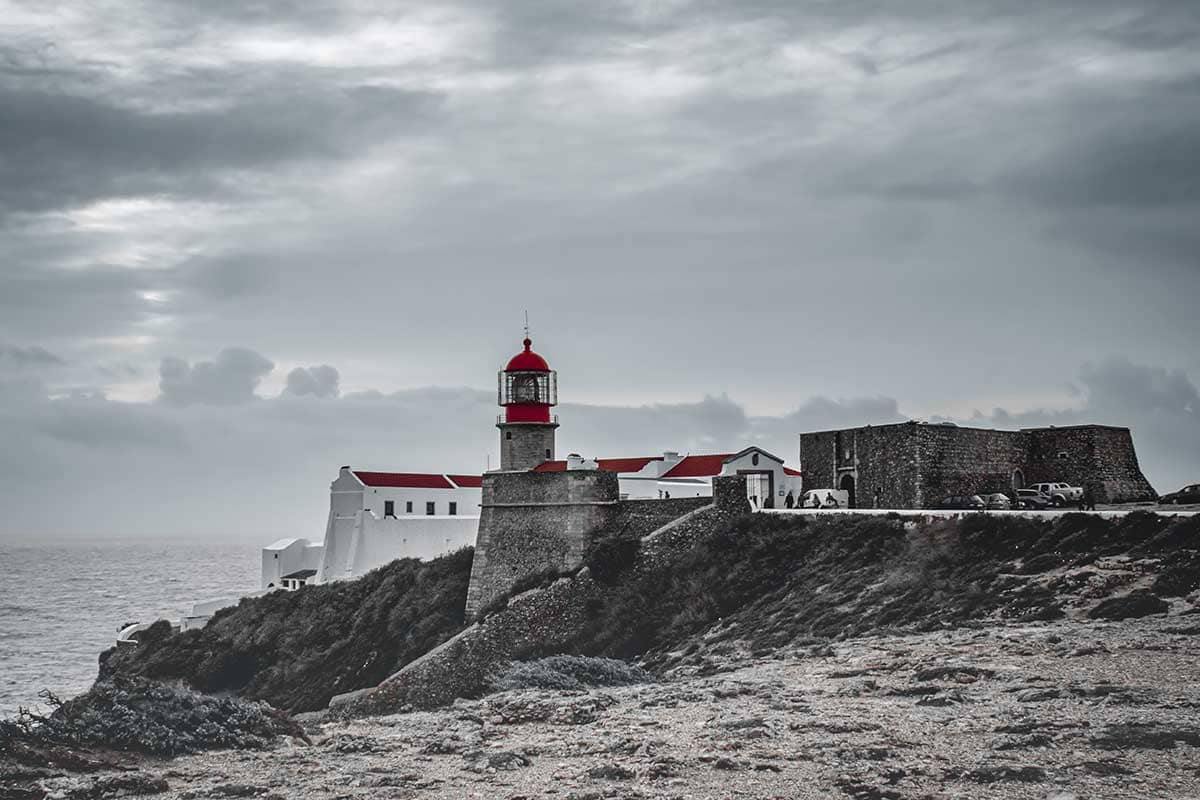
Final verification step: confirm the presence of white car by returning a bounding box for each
[1030,482,1083,506]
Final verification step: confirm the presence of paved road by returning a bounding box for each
[762,506,1200,519]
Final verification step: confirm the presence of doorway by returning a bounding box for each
[739,470,775,510]
[1011,469,1025,491]
[839,473,856,509]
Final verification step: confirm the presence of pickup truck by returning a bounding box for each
[1030,482,1084,506]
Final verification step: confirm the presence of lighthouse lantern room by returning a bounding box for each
[496,337,559,470]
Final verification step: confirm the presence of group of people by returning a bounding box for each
[783,490,839,509]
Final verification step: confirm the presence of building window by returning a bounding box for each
[506,431,512,440]
[426,501,436,515]
[384,500,395,517]
[545,448,551,459]
[406,501,413,513]
[751,453,759,466]
[449,502,457,515]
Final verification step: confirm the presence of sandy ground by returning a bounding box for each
[44,615,1200,800]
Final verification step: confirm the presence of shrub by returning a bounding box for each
[585,530,641,584]
[0,678,303,756]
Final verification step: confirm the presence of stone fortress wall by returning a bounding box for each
[801,422,1156,508]
[1025,425,1157,503]
[465,469,618,618]
[464,471,714,618]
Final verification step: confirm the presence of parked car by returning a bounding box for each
[1159,483,1200,505]
[802,489,849,509]
[1030,482,1083,506]
[984,493,1012,510]
[937,495,987,510]
[1015,489,1053,510]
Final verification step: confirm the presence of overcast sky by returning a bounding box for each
[1,1,1198,540]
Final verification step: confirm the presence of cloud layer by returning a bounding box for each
[0,1,1197,536]
[1,347,1195,540]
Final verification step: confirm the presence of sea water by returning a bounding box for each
[0,536,259,717]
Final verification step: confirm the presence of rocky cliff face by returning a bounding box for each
[100,548,476,713]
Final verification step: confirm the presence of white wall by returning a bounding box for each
[261,536,323,589]
[317,511,478,583]
[360,484,481,518]
[719,450,803,504]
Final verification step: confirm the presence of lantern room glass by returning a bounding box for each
[498,370,557,406]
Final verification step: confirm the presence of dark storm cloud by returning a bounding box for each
[158,348,275,406]
[0,82,440,216]
[0,344,65,368]
[285,365,341,398]
[1006,76,1200,210]
[0,263,155,341]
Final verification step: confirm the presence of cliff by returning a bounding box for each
[99,547,475,712]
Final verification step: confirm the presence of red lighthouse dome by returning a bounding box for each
[505,338,550,372]
[498,336,558,425]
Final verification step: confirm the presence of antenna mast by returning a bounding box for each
[524,310,530,340]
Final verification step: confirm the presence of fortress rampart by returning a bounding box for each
[464,471,717,618]
[800,422,1156,508]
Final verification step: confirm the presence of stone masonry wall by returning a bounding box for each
[498,422,557,471]
[1027,425,1157,502]
[802,421,1157,508]
[913,424,1028,507]
[852,425,922,509]
[606,497,712,539]
[801,423,924,509]
[465,469,618,618]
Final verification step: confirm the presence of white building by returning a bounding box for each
[258,448,803,592]
[534,446,803,508]
[259,467,483,590]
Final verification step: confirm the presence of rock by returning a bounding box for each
[1091,723,1200,750]
[1088,590,1169,620]
[835,778,905,799]
[1017,688,1065,703]
[585,764,634,780]
[462,750,531,772]
[63,773,169,798]
[962,765,1048,783]
[206,785,269,798]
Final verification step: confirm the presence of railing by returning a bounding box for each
[496,414,559,424]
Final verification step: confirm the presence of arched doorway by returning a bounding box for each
[1011,469,1025,491]
[839,473,856,509]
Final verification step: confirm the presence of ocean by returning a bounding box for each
[0,537,260,717]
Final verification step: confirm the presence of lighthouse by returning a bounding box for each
[496,336,559,470]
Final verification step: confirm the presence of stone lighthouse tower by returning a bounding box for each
[496,336,558,470]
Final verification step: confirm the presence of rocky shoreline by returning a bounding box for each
[16,615,1200,799]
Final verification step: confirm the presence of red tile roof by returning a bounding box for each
[352,471,454,489]
[534,456,663,473]
[447,474,483,488]
[660,453,735,479]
